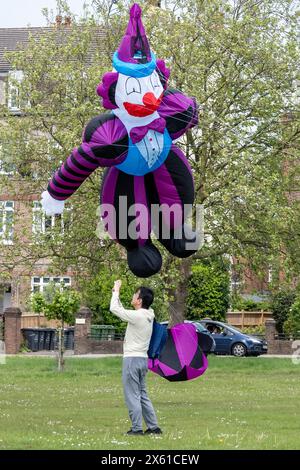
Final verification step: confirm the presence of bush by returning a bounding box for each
[230,293,270,311]
[283,296,300,338]
[186,260,230,321]
[241,326,266,336]
[270,289,296,333]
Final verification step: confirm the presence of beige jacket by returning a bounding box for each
[110,292,154,357]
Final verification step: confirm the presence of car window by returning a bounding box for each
[193,322,206,332]
[206,323,223,334]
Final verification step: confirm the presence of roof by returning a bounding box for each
[0,26,106,73]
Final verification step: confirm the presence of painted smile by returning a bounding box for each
[124,92,163,117]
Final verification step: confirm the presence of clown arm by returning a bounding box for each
[158,88,199,140]
[46,114,128,201]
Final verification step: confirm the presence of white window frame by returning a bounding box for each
[31,276,71,293]
[32,201,72,236]
[0,143,15,175]
[8,70,24,112]
[268,267,273,284]
[0,201,14,245]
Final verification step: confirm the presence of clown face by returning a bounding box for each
[114,70,164,118]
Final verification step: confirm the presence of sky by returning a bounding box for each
[0,0,93,28]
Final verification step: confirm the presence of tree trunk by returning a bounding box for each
[57,322,65,372]
[169,259,192,327]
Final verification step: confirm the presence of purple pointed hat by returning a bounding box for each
[112,3,157,77]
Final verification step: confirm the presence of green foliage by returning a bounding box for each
[186,260,230,321]
[283,296,300,338]
[230,293,270,312]
[30,282,81,325]
[30,292,47,315]
[80,264,169,332]
[241,326,266,336]
[270,289,296,333]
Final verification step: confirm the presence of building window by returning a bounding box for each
[32,201,72,235]
[31,276,71,293]
[268,268,272,284]
[0,143,15,175]
[7,70,24,112]
[0,201,14,244]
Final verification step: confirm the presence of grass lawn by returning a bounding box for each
[0,355,299,450]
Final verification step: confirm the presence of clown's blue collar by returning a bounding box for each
[112,51,156,78]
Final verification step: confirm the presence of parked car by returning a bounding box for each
[160,320,216,354]
[198,319,268,357]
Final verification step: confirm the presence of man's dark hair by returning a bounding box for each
[136,286,154,309]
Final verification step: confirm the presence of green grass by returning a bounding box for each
[0,355,299,450]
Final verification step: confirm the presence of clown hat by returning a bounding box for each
[113,3,156,78]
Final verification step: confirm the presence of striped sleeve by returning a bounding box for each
[158,88,199,140]
[47,114,128,201]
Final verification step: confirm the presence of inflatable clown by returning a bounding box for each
[41,3,199,277]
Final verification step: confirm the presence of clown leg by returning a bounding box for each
[101,167,162,277]
[145,145,200,257]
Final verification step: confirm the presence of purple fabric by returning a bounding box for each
[148,358,178,377]
[148,323,209,382]
[54,173,82,188]
[118,4,151,64]
[49,181,74,195]
[130,117,166,143]
[100,167,119,240]
[171,323,197,367]
[159,90,195,115]
[73,147,99,170]
[159,91,198,139]
[134,176,150,246]
[156,59,170,87]
[48,117,128,201]
[152,163,183,229]
[186,354,208,380]
[97,72,119,110]
[85,117,127,148]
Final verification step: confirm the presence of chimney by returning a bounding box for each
[55,15,63,26]
[64,16,72,26]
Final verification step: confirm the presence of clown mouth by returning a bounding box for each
[124,92,163,117]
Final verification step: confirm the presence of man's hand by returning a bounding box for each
[113,280,122,293]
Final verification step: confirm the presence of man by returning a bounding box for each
[110,280,162,436]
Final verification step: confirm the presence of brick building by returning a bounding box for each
[0,24,105,313]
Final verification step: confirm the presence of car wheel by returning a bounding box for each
[231,342,247,357]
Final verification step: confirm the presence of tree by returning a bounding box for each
[1,0,299,322]
[270,288,296,333]
[30,283,81,371]
[186,259,230,320]
[283,295,300,338]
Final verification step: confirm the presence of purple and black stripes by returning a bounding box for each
[100,146,194,250]
[48,114,128,201]
[158,88,198,140]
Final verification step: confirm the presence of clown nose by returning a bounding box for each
[142,92,161,111]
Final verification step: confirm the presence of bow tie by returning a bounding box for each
[130,117,166,144]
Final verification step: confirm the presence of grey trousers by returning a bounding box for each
[122,357,158,432]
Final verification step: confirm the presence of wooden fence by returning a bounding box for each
[21,314,69,329]
[20,311,273,330]
[226,311,273,328]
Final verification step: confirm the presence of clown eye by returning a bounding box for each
[150,72,161,89]
[125,77,141,95]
